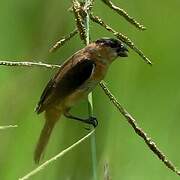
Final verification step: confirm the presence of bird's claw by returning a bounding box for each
[84,117,98,130]
[88,116,98,128]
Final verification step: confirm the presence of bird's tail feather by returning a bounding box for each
[34,108,61,164]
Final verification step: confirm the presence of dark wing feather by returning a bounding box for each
[57,59,95,96]
[35,58,95,113]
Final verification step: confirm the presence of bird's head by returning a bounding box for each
[94,37,128,63]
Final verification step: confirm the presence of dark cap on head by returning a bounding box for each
[95,37,128,57]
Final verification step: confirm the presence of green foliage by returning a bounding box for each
[0,0,180,179]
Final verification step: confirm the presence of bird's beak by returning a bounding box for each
[117,46,129,57]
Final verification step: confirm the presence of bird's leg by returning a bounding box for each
[64,112,98,128]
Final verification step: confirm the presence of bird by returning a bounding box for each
[34,37,129,163]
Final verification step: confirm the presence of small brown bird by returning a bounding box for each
[34,37,128,163]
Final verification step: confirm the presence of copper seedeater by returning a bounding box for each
[34,37,128,163]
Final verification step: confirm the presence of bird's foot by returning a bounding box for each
[84,116,98,128]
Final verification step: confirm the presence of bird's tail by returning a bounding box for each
[34,108,61,164]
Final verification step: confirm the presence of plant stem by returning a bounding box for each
[19,130,95,180]
[84,0,97,179]
[0,125,18,130]
[100,81,180,176]
[0,60,60,68]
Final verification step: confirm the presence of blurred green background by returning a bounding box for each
[0,0,180,179]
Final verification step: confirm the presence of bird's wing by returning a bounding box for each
[35,58,95,113]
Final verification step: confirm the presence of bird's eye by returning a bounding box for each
[108,41,117,48]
